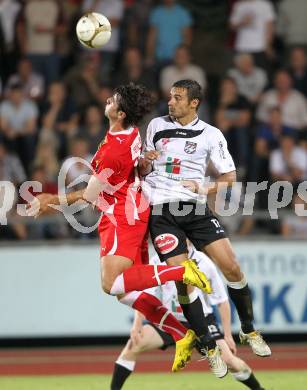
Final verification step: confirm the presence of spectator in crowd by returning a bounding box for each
[269,133,307,184]
[215,77,252,177]
[116,46,157,92]
[18,0,64,85]
[146,0,192,67]
[160,45,206,99]
[33,140,60,183]
[0,140,27,240]
[227,53,267,104]
[96,84,113,113]
[65,52,102,110]
[62,136,92,191]
[82,0,124,78]
[252,106,295,181]
[0,82,38,173]
[126,0,154,52]
[0,139,26,184]
[281,194,307,238]
[5,57,45,101]
[0,0,22,82]
[41,81,79,159]
[287,47,307,98]
[77,105,106,155]
[277,0,307,51]
[229,0,276,69]
[256,69,307,133]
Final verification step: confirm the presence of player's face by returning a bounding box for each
[105,94,120,121]
[168,87,196,119]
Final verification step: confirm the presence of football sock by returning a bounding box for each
[227,277,254,334]
[121,291,187,341]
[179,291,216,350]
[110,359,134,390]
[110,264,185,295]
[232,370,263,390]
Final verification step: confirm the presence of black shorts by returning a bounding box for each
[147,313,223,350]
[149,201,227,262]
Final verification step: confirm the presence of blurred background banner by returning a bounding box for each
[0,241,306,338]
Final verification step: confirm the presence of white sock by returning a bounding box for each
[116,357,136,372]
[227,276,247,289]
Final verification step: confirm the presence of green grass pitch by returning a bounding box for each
[0,371,306,390]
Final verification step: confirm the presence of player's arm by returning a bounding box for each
[216,300,237,354]
[138,119,160,176]
[26,174,105,217]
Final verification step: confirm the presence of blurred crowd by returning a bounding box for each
[1,0,307,240]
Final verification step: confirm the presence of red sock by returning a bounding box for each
[110,265,184,295]
[132,291,187,341]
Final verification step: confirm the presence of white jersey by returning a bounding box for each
[142,115,235,205]
[146,248,228,323]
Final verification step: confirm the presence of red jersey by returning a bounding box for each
[91,127,148,224]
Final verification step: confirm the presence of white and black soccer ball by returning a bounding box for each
[76,12,111,49]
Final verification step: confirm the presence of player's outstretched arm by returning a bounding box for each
[27,174,106,217]
[217,300,237,355]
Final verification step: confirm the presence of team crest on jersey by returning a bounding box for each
[184,141,197,154]
[154,233,179,255]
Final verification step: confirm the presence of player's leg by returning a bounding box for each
[149,206,227,378]
[217,339,265,390]
[119,291,196,372]
[102,220,210,296]
[203,238,270,357]
[111,324,165,390]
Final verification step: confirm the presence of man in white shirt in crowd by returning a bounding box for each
[269,133,307,184]
[230,0,275,69]
[228,53,267,104]
[110,246,266,390]
[257,69,307,133]
[160,45,206,100]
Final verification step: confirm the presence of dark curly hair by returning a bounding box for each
[114,83,152,128]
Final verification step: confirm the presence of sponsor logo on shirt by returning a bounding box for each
[154,233,179,255]
[165,157,181,174]
[184,141,197,154]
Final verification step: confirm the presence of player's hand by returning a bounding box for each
[181,180,200,194]
[26,193,56,218]
[143,150,160,164]
[130,325,143,346]
[224,334,237,355]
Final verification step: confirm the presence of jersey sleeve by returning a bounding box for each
[208,128,236,174]
[143,119,156,152]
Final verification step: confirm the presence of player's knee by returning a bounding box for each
[224,259,242,280]
[101,279,112,294]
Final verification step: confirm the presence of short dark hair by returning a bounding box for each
[172,79,202,108]
[115,83,152,128]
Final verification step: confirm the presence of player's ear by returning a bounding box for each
[190,99,199,109]
[118,110,126,121]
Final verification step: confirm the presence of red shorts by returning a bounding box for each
[98,213,149,265]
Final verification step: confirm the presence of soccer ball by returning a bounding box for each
[76,12,111,49]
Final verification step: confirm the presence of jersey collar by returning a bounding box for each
[109,126,134,135]
[169,115,200,128]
